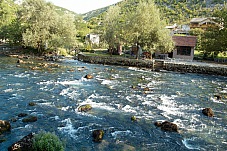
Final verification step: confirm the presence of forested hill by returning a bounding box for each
[53,5,79,16]
[83,0,226,24]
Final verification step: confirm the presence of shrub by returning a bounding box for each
[32,132,64,151]
[57,48,68,56]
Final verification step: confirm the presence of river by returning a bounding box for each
[0,56,227,151]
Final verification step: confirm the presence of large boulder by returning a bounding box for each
[78,104,92,112]
[92,130,104,142]
[154,121,178,132]
[8,133,34,151]
[202,108,214,117]
[0,120,11,134]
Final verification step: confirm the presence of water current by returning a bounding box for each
[0,56,227,151]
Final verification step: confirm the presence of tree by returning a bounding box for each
[124,0,174,58]
[103,5,121,56]
[20,0,77,53]
[200,4,227,58]
[102,0,174,58]
[0,0,17,40]
[189,28,205,51]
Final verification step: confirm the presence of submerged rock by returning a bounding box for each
[202,108,214,117]
[154,121,178,132]
[8,133,34,151]
[92,130,104,142]
[22,115,37,123]
[28,102,36,106]
[0,138,6,143]
[18,113,28,117]
[143,87,150,91]
[78,104,92,112]
[84,74,93,79]
[0,120,11,134]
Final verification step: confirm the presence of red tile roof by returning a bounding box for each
[172,36,197,47]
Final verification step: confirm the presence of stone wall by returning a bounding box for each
[163,62,227,76]
[78,54,227,76]
[78,54,154,68]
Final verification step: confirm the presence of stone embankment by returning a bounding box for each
[78,54,227,76]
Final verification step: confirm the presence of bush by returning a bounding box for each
[57,48,68,56]
[32,132,64,151]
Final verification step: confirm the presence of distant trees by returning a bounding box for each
[200,4,227,58]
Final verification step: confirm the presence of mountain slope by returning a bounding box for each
[82,0,226,24]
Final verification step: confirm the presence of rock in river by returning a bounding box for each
[22,115,38,123]
[0,120,11,134]
[84,74,93,79]
[78,104,92,112]
[92,130,104,142]
[202,108,214,117]
[8,133,34,151]
[154,121,178,132]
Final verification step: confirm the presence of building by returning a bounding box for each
[190,17,217,30]
[85,34,100,45]
[171,36,197,60]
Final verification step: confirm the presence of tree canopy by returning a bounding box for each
[200,4,227,57]
[103,0,174,54]
[20,0,77,52]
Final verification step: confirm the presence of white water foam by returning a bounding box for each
[58,118,98,140]
[76,94,116,112]
[182,138,201,150]
[57,80,83,86]
[14,73,30,78]
[111,130,133,139]
[58,118,78,139]
[157,95,184,119]
[121,105,137,113]
[3,88,14,92]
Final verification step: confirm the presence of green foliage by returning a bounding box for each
[103,5,121,49]
[57,48,68,56]
[200,4,227,58]
[32,132,64,151]
[189,28,204,51]
[19,0,77,53]
[0,0,18,40]
[103,0,174,53]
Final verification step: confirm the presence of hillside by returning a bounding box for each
[53,5,80,17]
[83,0,226,24]
[82,6,109,21]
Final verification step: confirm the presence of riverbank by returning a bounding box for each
[78,53,227,76]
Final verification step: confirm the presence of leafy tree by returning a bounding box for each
[0,0,17,40]
[125,0,174,56]
[103,5,121,55]
[189,28,205,51]
[20,0,77,53]
[201,4,227,58]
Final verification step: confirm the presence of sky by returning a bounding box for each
[47,0,122,14]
